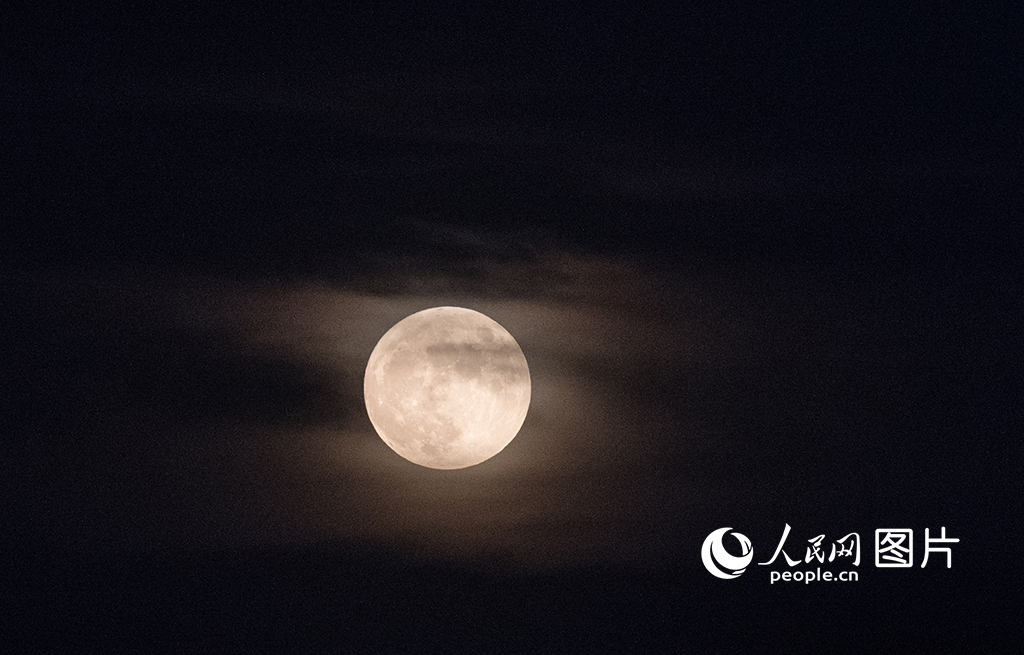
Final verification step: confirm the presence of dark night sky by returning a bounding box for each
[2,2,1021,651]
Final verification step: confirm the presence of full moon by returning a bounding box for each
[363,307,531,469]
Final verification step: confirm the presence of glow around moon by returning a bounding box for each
[363,307,531,469]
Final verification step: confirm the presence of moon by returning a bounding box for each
[363,307,531,469]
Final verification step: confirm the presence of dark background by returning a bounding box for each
[2,2,1020,651]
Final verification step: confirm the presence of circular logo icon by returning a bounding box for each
[702,527,754,579]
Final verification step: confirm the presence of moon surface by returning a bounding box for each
[364,307,531,469]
